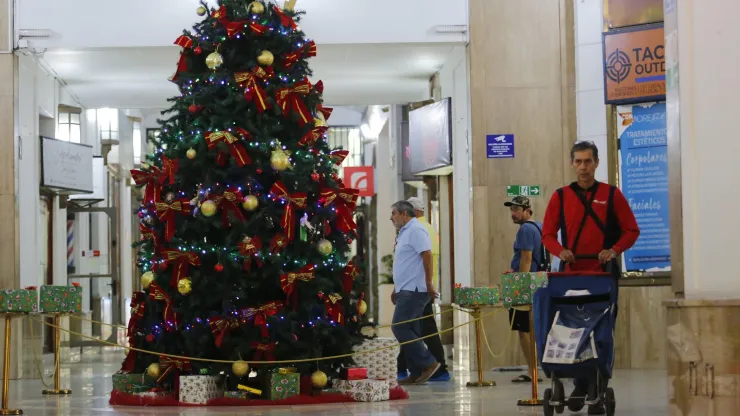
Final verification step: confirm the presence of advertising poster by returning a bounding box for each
[617,102,670,271]
[408,98,452,174]
[603,24,665,104]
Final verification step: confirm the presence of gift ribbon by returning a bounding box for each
[275,78,312,126]
[158,356,192,395]
[206,131,251,167]
[154,199,192,242]
[280,265,315,308]
[139,223,160,253]
[130,167,163,204]
[281,40,317,69]
[272,5,297,29]
[320,187,359,234]
[212,5,246,39]
[329,149,349,165]
[211,186,246,227]
[241,301,283,339]
[298,126,327,147]
[323,293,344,325]
[209,316,239,347]
[269,181,308,241]
[238,236,264,271]
[251,341,277,361]
[161,249,200,289]
[235,67,272,113]
[149,283,179,331]
[270,234,288,254]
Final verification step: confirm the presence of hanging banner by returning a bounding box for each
[617,102,670,271]
[603,24,665,104]
[408,98,452,175]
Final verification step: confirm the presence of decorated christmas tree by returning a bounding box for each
[123,0,367,387]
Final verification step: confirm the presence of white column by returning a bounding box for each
[670,0,740,299]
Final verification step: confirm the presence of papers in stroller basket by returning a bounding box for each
[542,307,610,365]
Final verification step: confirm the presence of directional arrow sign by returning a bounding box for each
[507,185,541,197]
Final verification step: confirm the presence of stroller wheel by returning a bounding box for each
[553,380,565,414]
[605,388,616,416]
[543,388,554,416]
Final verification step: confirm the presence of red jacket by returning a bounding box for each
[542,181,640,271]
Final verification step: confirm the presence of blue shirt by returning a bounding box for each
[511,221,544,272]
[393,218,432,293]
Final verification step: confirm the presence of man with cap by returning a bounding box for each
[395,196,450,382]
[504,196,546,384]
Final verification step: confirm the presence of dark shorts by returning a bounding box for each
[509,308,530,333]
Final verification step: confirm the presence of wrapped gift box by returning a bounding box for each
[265,372,300,400]
[224,391,250,399]
[333,379,390,402]
[112,373,157,394]
[178,375,224,404]
[352,338,399,387]
[454,286,500,306]
[40,285,82,313]
[0,289,37,313]
[340,367,367,380]
[502,272,548,307]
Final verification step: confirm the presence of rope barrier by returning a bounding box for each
[26,317,55,388]
[29,308,501,365]
[480,309,516,359]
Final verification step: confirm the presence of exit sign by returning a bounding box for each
[507,185,541,197]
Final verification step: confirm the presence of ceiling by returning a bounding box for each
[43,43,455,109]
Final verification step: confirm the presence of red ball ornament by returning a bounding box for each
[347,238,352,244]
[214,263,224,272]
[311,172,320,182]
[194,46,203,55]
[256,168,263,174]
[156,262,168,272]
[188,104,199,114]
[331,172,339,180]
[146,334,155,343]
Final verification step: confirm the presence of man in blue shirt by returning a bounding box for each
[504,196,545,384]
[390,200,441,384]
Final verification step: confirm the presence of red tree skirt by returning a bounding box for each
[109,387,409,407]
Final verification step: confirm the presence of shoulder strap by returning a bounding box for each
[570,183,599,254]
[525,221,550,271]
[558,188,567,248]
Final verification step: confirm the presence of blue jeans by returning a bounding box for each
[392,290,436,376]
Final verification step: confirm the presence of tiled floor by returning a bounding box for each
[4,348,669,415]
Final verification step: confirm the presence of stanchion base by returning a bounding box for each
[517,398,543,406]
[42,389,71,395]
[466,381,495,387]
[0,409,23,415]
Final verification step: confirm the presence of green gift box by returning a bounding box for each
[0,289,37,313]
[502,272,548,307]
[265,372,299,400]
[454,286,500,306]
[112,373,156,394]
[40,285,82,313]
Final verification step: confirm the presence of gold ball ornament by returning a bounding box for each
[316,239,333,256]
[242,195,259,211]
[232,360,250,377]
[270,152,292,171]
[257,50,274,67]
[196,6,208,16]
[186,148,197,159]
[147,362,161,378]
[314,112,327,127]
[177,278,193,295]
[201,200,218,217]
[311,370,328,389]
[358,300,367,315]
[141,271,154,289]
[205,52,224,70]
[249,1,265,14]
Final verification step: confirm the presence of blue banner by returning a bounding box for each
[618,103,670,270]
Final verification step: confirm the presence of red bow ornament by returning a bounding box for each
[130,166,163,204]
[206,131,252,167]
[270,181,308,241]
[270,234,288,254]
[238,236,264,271]
[149,283,180,331]
[158,356,192,395]
[161,249,200,289]
[321,188,359,234]
[212,187,246,227]
[209,316,239,347]
[329,150,349,165]
[299,126,327,147]
[242,301,283,339]
[275,78,312,126]
[317,104,333,121]
[120,292,147,373]
[159,156,179,185]
[139,222,161,253]
[251,341,277,361]
[280,265,316,308]
[342,261,360,294]
[272,5,297,29]
[212,5,246,39]
[281,41,317,69]
[323,293,344,325]
[174,35,193,49]
[235,66,273,113]
[155,198,192,242]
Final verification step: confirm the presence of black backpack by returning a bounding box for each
[523,221,550,272]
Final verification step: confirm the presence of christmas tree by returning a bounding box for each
[123,0,367,385]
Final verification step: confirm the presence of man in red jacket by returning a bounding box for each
[541,141,639,415]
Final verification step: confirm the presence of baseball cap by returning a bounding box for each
[407,197,425,211]
[504,196,531,209]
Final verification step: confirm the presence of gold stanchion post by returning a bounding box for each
[517,306,542,406]
[466,307,495,387]
[1,314,22,415]
[42,314,71,395]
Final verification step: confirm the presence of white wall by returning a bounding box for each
[18,0,467,49]
[672,0,740,299]
[574,0,608,182]
[437,45,472,288]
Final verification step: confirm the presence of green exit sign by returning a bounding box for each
[507,185,541,197]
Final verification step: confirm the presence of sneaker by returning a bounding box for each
[587,403,606,415]
[415,361,441,383]
[428,369,451,382]
[397,370,409,381]
[398,374,420,385]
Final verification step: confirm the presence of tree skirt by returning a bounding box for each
[109,386,409,407]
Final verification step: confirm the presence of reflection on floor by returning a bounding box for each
[5,348,669,415]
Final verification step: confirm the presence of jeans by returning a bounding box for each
[397,299,447,373]
[391,290,437,376]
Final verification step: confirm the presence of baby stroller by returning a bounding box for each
[533,258,619,416]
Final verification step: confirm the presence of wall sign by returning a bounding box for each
[618,102,670,271]
[603,24,665,104]
[486,134,514,158]
[507,185,541,197]
[40,136,94,194]
[343,166,375,197]
[605,0,664,29]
